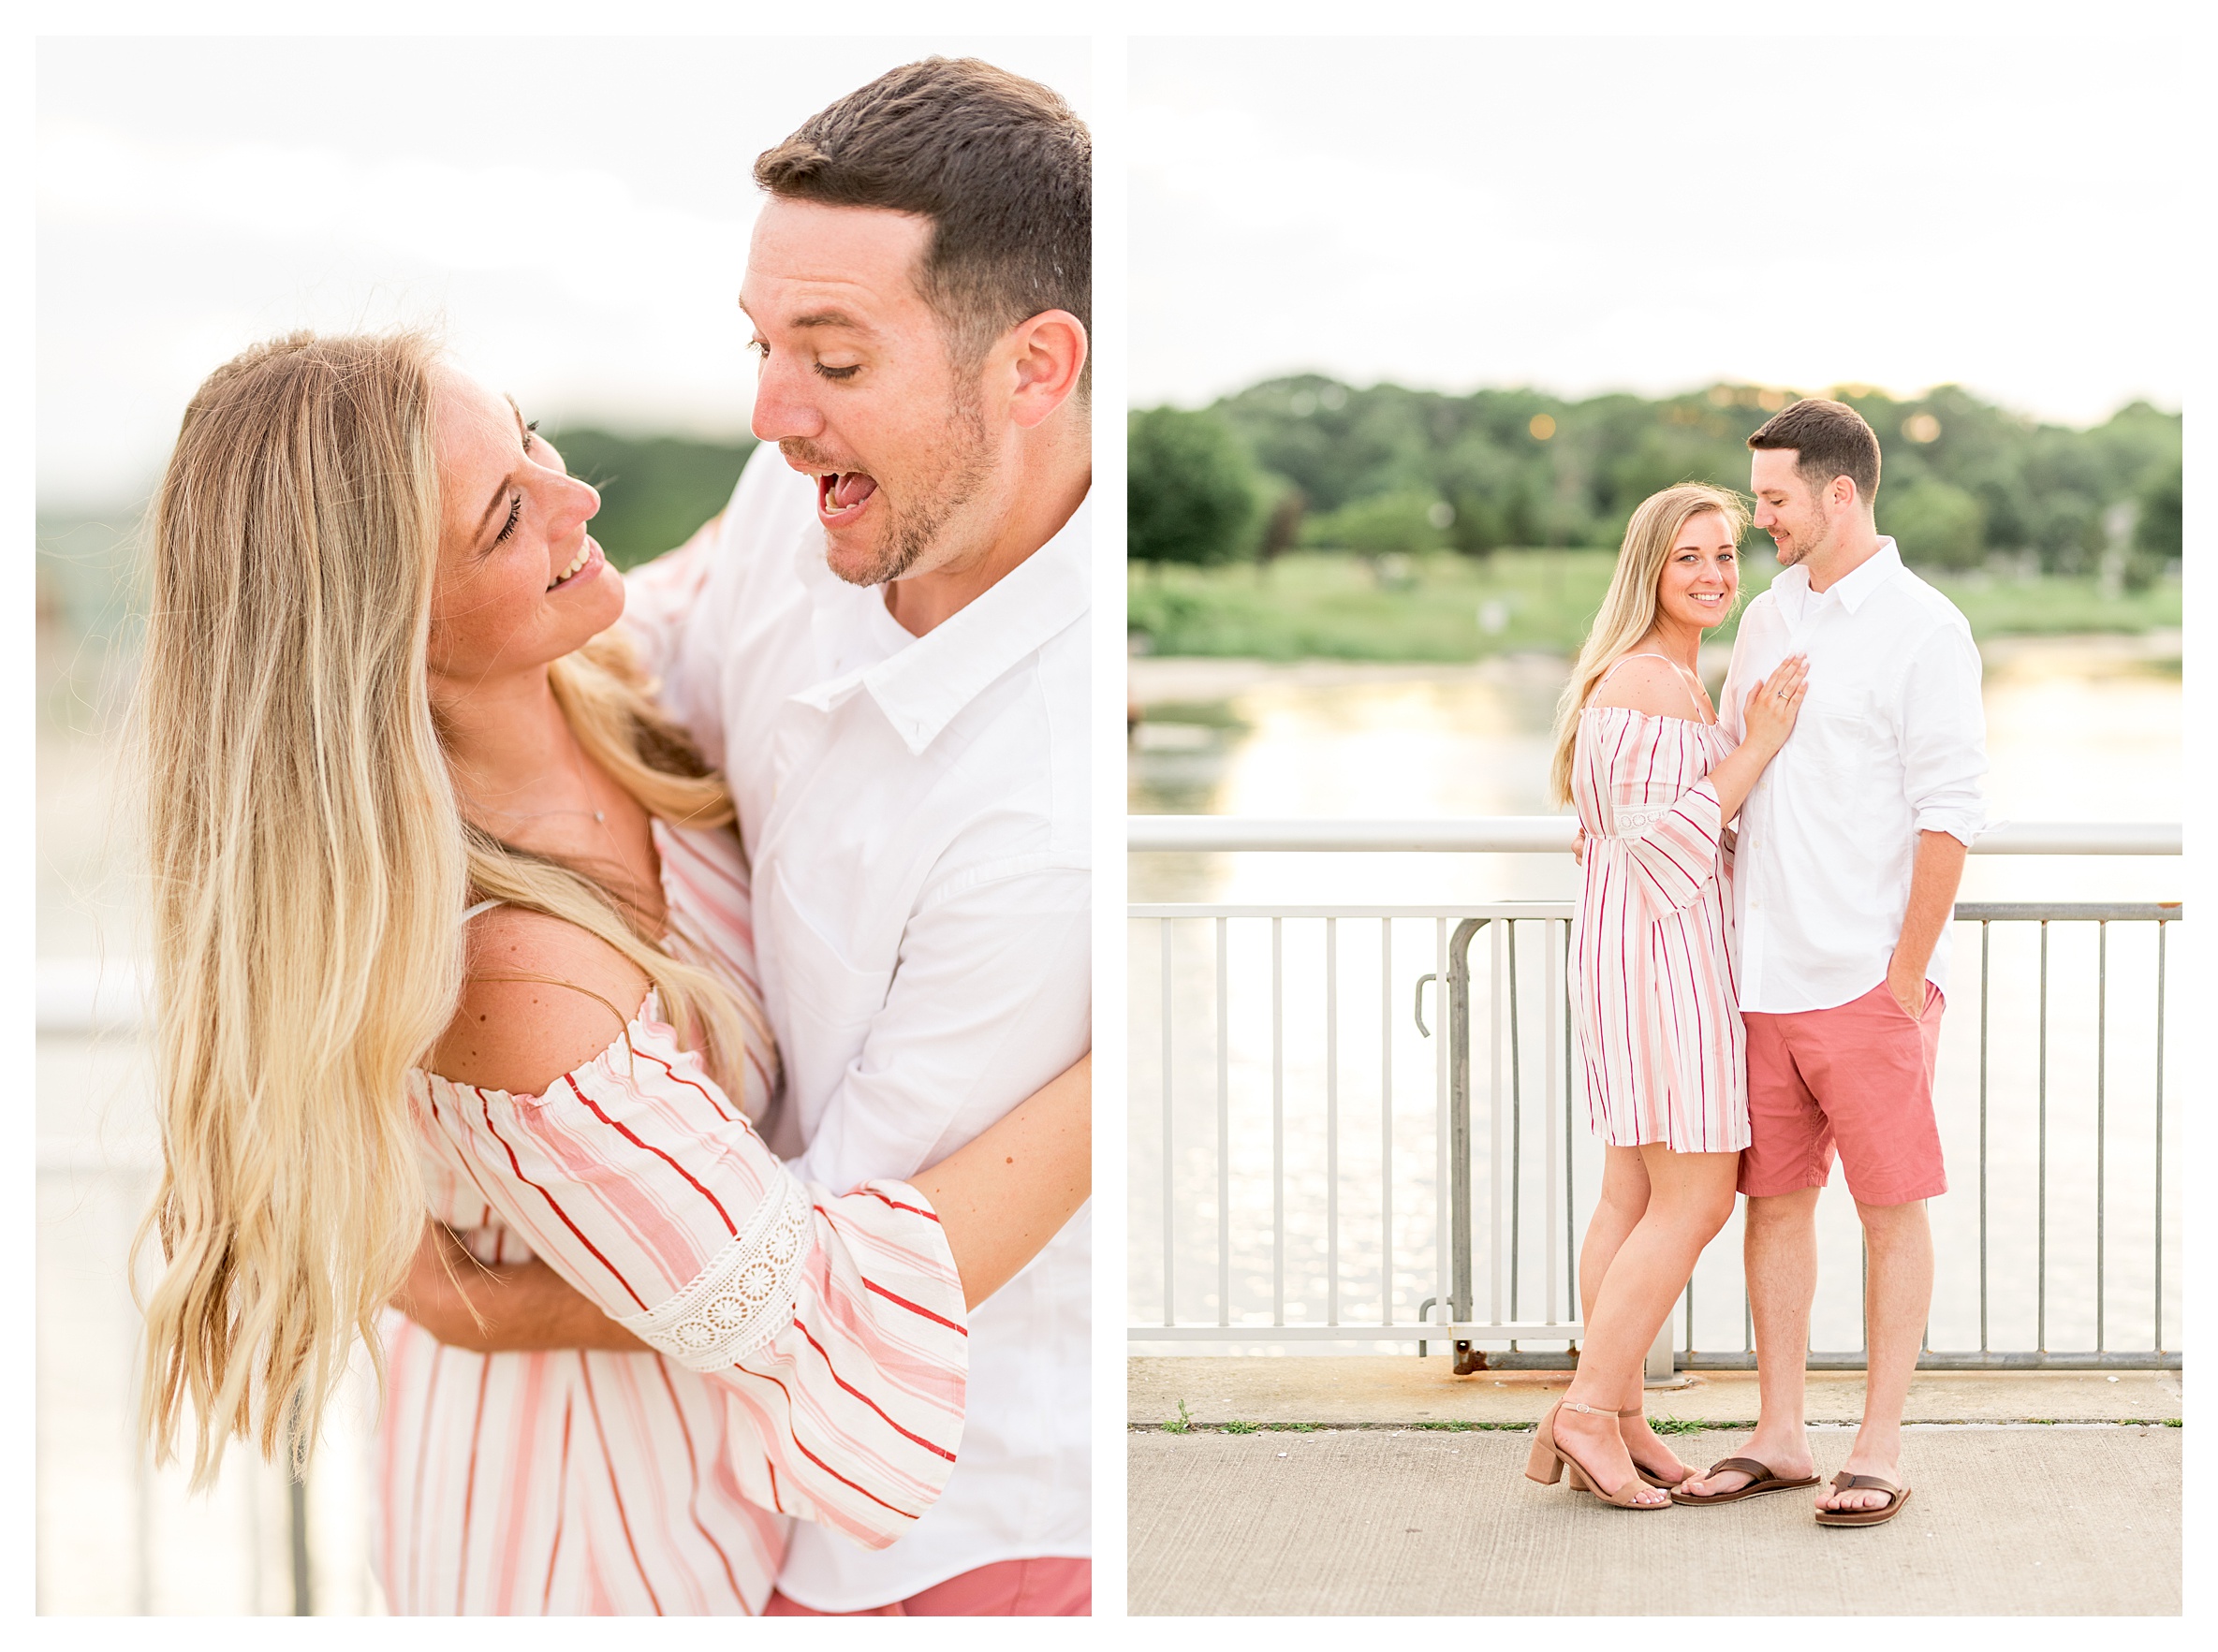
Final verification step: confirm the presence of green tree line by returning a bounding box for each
[1130,378,2181,587]
[541,427,758,569]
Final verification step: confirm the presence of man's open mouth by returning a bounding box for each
[818,471,879,520]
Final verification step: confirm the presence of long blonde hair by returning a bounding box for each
[1546,482,1749,807]
[136,331,771,1487]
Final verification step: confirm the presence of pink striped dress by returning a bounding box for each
[371,819,968,1615]
[1568,688,1749,1154]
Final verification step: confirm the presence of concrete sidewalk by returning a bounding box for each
[1130,1425,2181,1615]
[1126,1360,2182,1615]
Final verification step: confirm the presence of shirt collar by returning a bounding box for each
[1831,537,1903,613]
[1769,535,1902,621]
[790,496,1090,754]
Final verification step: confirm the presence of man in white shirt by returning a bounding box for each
[651,59,1092,1615]
[1676,400,1986,1526]
[398,60,1094,1614]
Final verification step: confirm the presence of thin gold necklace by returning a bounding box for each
[470,736,607,826]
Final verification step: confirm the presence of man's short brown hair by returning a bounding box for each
[1747,398,1882,506]
[754,57,1090,369]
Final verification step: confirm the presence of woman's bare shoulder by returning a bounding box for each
[429,907,653,1095]
[1587,655,1700,719]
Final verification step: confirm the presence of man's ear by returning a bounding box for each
[1002,310,1088,430]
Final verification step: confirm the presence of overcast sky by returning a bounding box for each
[37,35,1090,510]
[1132,36,2188,426]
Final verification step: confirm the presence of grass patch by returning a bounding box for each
[1221,1419,1261,1434]
[2165,1418,2182,1427]
[1162,1398,1193,1435]
[1127,550,2181,664]
[1645,1416,1707,1436]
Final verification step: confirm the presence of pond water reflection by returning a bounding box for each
[1128,634,2182,906]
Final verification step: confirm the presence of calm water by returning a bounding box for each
[1127,636,2183,1358]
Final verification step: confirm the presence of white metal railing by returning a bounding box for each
[1127,816,2182,855]
[37,967,375,1613]
[1128,818,2181,1371]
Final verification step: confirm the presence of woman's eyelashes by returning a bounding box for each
[522,418,538,456]
[492,491,523,548]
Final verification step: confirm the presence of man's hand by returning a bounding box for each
[391,1222,649,1355]
[1885,952,1928,1020]
[1885,829,1969,1020]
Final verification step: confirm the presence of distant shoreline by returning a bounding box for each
[1129,630,2183,710]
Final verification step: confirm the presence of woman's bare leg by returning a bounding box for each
[1579,1146,1649,1328]
[1553,1145,1740,1501]
[1576,1148,1692,1484]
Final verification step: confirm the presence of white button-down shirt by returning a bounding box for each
[1719,539,1988,1013]
[623,451,1090,1609]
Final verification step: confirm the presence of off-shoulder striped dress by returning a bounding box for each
[370,819,968,1615]
[1568,684,1749,1154]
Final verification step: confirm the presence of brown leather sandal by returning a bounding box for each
[1668,1455,1822,1506]
[1814,1471,1913,1527]
[1523,1402,1671,1510]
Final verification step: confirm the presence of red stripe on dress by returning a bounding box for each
[455,1353,493,1614]
[861,1188,941,1222]
[860,1276,966,1336]
[579,1354,664,1615]
[476,1093,651,1311]
[407,1340,444,1612]
[650,1357,749,1609]
[732,1363,917,1519]
[627,1042,732,1124]
[631,1043,741,1127]
[491,1349,546,1614]
[541,1395,572,1615]
[564,1072,738,1236]
[790,1314,960,1463]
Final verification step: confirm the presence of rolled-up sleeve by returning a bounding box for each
[1898,620,1989,846]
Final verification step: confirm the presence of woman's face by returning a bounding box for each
[1655,509,1740,632]
[427,369,618,688]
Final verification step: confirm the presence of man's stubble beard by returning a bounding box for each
[1774,503,1835,571]
[830,387,995,589]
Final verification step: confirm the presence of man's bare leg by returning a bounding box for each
[1679,1187,1819,1498]
[1821,1197,1932,1512]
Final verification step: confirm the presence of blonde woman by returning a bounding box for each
[136,331,1091,1614]
[1523,483,1808,1510]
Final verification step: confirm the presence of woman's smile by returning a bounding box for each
[547,537,604,592]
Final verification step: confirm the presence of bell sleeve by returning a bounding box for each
[415,1003,967,1551]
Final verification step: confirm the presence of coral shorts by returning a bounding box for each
[1739,980,1947,1206]
[765,1557,1091,1616]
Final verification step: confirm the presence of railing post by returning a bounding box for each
[1161,920,1175,1327]
[1644,1294,1677,1383]
[1446,918,1483,1371]
[286,1396,312,1616]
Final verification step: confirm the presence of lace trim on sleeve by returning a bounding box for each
[1609,803,1673,836]
[616,1171,810,1370]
